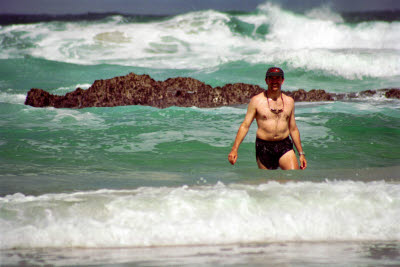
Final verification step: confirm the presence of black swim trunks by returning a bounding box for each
[255,136,293,170]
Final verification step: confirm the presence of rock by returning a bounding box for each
[24,72,400,109]
[25,73,265,109]
[346,89,400,100]
[359,90,377,97]
[283,89,335,102]
[384,88,400,99]
[25,88,54,107]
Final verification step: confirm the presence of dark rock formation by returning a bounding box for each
[284,89,336,102]
[25,73,265,109]
[25,72,400,109]
[385,88,400,99]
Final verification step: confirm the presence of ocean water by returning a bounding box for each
[1,3,400,266]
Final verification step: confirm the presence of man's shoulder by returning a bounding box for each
[251,92,265,101]
[248,92,265,110]
[282,93,295,104]
[249,92,265,104]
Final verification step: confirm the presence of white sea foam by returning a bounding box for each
[49,108,106,129]
[257,3,400,50]
[1,181,399,249]
[252,4,400,78]
[111,130,186,152]
[305,5,344,23]
[0,4,398,78]
[0,92,27,105]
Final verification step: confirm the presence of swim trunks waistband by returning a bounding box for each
[255,136,291,144]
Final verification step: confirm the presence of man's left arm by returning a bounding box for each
[289,102,307,170]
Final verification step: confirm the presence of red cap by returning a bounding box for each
[266,67,284,78]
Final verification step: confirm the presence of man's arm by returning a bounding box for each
[228,98,257,165]
[288,103,307,170]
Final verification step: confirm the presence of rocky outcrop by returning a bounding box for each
[384,88,400,99]
[285,89,336,102]
[25,72,400,109]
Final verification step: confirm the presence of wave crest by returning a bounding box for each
[1,181,400,249]
[0,5,399,78]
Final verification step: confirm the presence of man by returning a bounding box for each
[228,67,307,170]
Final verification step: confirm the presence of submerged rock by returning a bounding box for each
[25,72,400,109]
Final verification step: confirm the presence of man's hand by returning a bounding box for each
[300,155,307,170]
[228,149,238,165]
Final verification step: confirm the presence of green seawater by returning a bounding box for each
[1,88,399,195]
[1,48,400,197]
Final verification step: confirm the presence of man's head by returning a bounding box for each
[265,67,284,91]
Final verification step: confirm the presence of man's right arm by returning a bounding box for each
[228,98,257,165]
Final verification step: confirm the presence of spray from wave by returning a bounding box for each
[0,3,399,79]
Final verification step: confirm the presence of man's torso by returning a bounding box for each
[253,92,293,141]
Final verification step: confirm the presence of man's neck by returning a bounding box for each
[265,88,281,100]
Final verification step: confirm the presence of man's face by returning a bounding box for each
[266,76,284,91]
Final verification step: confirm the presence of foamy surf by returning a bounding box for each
[0,4,399,78]
[1,181,399,249]
[0,91,27,105]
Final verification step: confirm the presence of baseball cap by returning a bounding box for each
[266,67,284,78]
